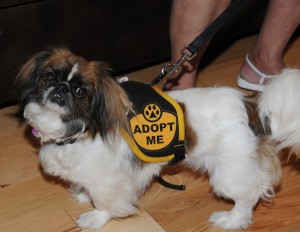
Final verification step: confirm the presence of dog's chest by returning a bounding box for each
[38,137,133,181]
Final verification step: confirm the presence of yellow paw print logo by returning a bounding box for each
[143,104,162,122]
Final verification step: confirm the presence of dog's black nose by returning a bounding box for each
[55,82,69,92]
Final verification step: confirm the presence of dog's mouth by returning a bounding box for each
[50,94,66,106]
[50,93,66,106]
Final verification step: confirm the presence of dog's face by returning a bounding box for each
[16,48,131,144]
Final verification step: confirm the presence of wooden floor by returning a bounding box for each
[1,35,300,232]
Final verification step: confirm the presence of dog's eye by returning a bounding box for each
[76,87,87,98]
[44,72,55,82]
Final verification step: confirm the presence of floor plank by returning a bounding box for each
[0,176,78,232]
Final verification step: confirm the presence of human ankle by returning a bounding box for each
[240,55,284,85]
[249,53,284,75]
[240,60,261,84]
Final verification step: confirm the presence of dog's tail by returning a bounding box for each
[259,68,300,159]
[245,69,300,200]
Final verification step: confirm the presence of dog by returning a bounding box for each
[15,48,300,230]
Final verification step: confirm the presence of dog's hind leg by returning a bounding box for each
[207,167,260,230]
[205,146,264,230]
[209,199,254,230]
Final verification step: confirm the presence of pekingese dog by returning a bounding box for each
[15,48,300,230]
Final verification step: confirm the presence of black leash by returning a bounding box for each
[150,0,250,191]
[149,0,251,86]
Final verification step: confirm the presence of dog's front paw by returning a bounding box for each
[77,209,111,230]
[209,211,251,230]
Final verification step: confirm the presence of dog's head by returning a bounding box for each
[15,48,132,144]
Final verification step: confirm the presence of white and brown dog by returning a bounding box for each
[15,48,300,230]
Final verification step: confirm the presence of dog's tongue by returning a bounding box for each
[32,128,40,136]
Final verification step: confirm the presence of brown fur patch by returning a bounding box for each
[287,146,300,160]
[15,58,36,85]
[178,102,198,155]
[100,75,133,137]
[244,94,271,136]
[257,136,282,191]
[42,48,85,73]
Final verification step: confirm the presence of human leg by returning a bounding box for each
[165,0,231,90]
[238,0,300,91]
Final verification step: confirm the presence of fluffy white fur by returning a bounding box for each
[24,102,85,143]
[259,69,300,150]
[18,48,300,230]
[26,84,276,230]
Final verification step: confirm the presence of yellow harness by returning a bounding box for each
[121,81,185,165]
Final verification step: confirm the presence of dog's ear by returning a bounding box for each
[87,61,132,140]
[15,50,53,105]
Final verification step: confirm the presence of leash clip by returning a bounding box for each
[149,46,197,85]
[180,45,197,61]
[166,46,198,77]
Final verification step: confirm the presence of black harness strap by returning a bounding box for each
[156,175,186,191]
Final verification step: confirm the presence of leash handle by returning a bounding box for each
[150,0,251,85]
